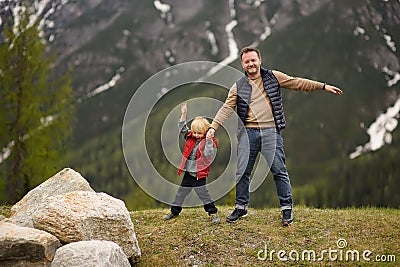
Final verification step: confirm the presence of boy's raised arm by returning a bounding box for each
[180,102,187,122]
[178,102,189,137]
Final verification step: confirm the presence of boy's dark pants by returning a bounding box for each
[171,172,218,215]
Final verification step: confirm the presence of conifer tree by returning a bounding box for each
[0,8,74,203]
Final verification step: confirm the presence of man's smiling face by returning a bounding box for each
[241,51,261,77]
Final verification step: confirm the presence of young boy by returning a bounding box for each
[163,102,220,223]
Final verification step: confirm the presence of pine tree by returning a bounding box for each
[0,8,74,203]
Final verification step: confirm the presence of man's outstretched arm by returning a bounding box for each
[273,70,343,95]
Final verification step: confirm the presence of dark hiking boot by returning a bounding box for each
[226,208,248,223]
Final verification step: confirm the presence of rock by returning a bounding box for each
[0,215,5,221]
[0,222,61,265]
[32,191,141,261]
[7,168,94,228]
[51,240,130,267]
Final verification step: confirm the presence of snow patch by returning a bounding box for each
[353,26,370,40]
[0,141,14,164]
[228,0,236,18]
[4,0,70,43]
[206,20,239,77]
[383,33,396,52]
[78,67,125,103]
[382,67,400,87]
[350,97,400,159]
[153,0,173,25]
[206,30,219,56]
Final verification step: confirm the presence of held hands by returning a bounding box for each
[206,128,215,139]
[325,84,343,95]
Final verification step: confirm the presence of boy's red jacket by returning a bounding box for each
[177,132,218,179]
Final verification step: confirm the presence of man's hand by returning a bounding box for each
[325,85,343,95]
[206,128,215,139]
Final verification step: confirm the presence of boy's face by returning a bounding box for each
[192,130,205,139]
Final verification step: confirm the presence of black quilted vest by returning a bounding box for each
[236,67,285,133]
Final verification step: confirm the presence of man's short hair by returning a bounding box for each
[240,46,261,60]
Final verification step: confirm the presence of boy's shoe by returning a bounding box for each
[226,208,248,223]
[209,213,220,223]
[282,209,293,226]
[163,212,179,220]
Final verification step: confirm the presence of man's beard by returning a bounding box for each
[246,66,259,75]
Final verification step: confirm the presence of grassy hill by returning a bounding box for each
[131,206,399,266]
[1,205,398,266]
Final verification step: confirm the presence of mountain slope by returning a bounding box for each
[0,0,399,207]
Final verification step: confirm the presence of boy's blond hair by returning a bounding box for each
[191,116,211,134]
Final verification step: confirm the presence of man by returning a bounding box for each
[206,46,343,226]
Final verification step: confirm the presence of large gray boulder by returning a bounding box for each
[0,222,61,266]
[7,168,94,228]
[32,191,141,262]
[51,240,130,267]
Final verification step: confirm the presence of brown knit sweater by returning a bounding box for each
[211,70,325,129]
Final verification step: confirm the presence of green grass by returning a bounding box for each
[0,205,11,217]
[131,206,399,266]
[2,205,398,266]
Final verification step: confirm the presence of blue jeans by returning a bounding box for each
[236,128,292,210]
